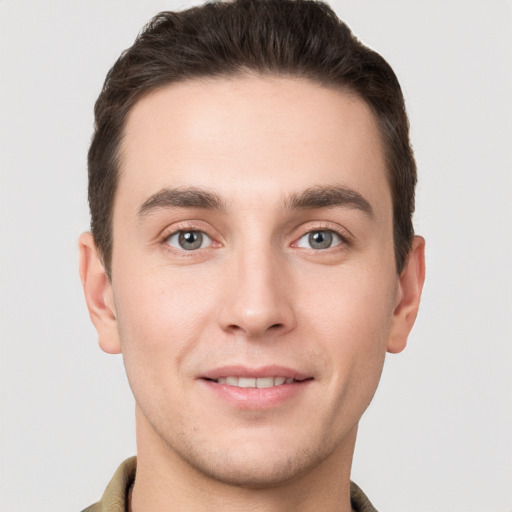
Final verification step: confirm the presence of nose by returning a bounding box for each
[217,246,296,339]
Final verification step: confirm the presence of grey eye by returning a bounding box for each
[167,230,211,250]
[296,230,342,250]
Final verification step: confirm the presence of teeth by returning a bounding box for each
[238,377,256,388]
[256,377,274,388]
[215,376,295,388]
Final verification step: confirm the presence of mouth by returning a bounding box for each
[205,376,308,388]
[199,366,313,408]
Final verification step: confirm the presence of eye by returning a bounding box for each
[295,230,343,250]
[166,230,212,251]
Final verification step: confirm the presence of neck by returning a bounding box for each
[130,409,357,512]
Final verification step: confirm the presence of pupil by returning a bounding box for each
[179,231,202,250]
[309,231,332,249]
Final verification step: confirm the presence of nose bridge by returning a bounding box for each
[217,231,295,338]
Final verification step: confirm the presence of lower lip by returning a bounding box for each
[200,379,312,409]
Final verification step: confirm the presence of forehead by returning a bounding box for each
[117,75,390,216]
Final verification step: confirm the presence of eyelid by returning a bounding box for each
[290,222,352,248]
[158,221,222,251]
[295,230,343,249]
[165,230,212,250]
[156,220,351,253]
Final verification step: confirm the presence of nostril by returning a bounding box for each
[225,322,283,335]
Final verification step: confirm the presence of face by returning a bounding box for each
[81,75,424,488]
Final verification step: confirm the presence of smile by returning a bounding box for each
[214,376,296,388]
[200,366,313,408]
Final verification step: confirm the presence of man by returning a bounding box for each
[79,0,425,510]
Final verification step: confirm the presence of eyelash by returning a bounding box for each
[291,224,350,251]
[158,224,350,254]
[159,223,218,255]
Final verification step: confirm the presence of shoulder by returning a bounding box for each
[350,481,378,512]
[80,457,137,512]
[81,504,101,512]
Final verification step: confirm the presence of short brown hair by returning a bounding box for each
[88,0,416,277]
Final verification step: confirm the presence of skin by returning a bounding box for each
[80,75,425,512]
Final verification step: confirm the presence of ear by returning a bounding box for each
[387,236,426,354]
[78,232,121,354]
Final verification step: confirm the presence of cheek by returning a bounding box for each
[299,264,397,382]
[113,266,219,376]
[300,271,395,437]
[111,266,224,431]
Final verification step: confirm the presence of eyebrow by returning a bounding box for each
[137,187,226,218]
[285,185,374,217]
[137,184,373,219]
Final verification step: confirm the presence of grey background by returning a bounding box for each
[1,1,511,511]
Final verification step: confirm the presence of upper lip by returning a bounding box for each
[200,365,311,381]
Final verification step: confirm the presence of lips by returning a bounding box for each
[199,366,313,409]
[200,365,311,383]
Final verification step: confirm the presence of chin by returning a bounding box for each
[169,428,339,490]
[183,447,325,489]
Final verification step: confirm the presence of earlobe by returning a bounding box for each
[387,236,426,354]
[78,232,121,354]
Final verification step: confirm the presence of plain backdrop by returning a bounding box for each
[0,1,511,511]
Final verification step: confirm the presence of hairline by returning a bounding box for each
[103,71,403,278]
